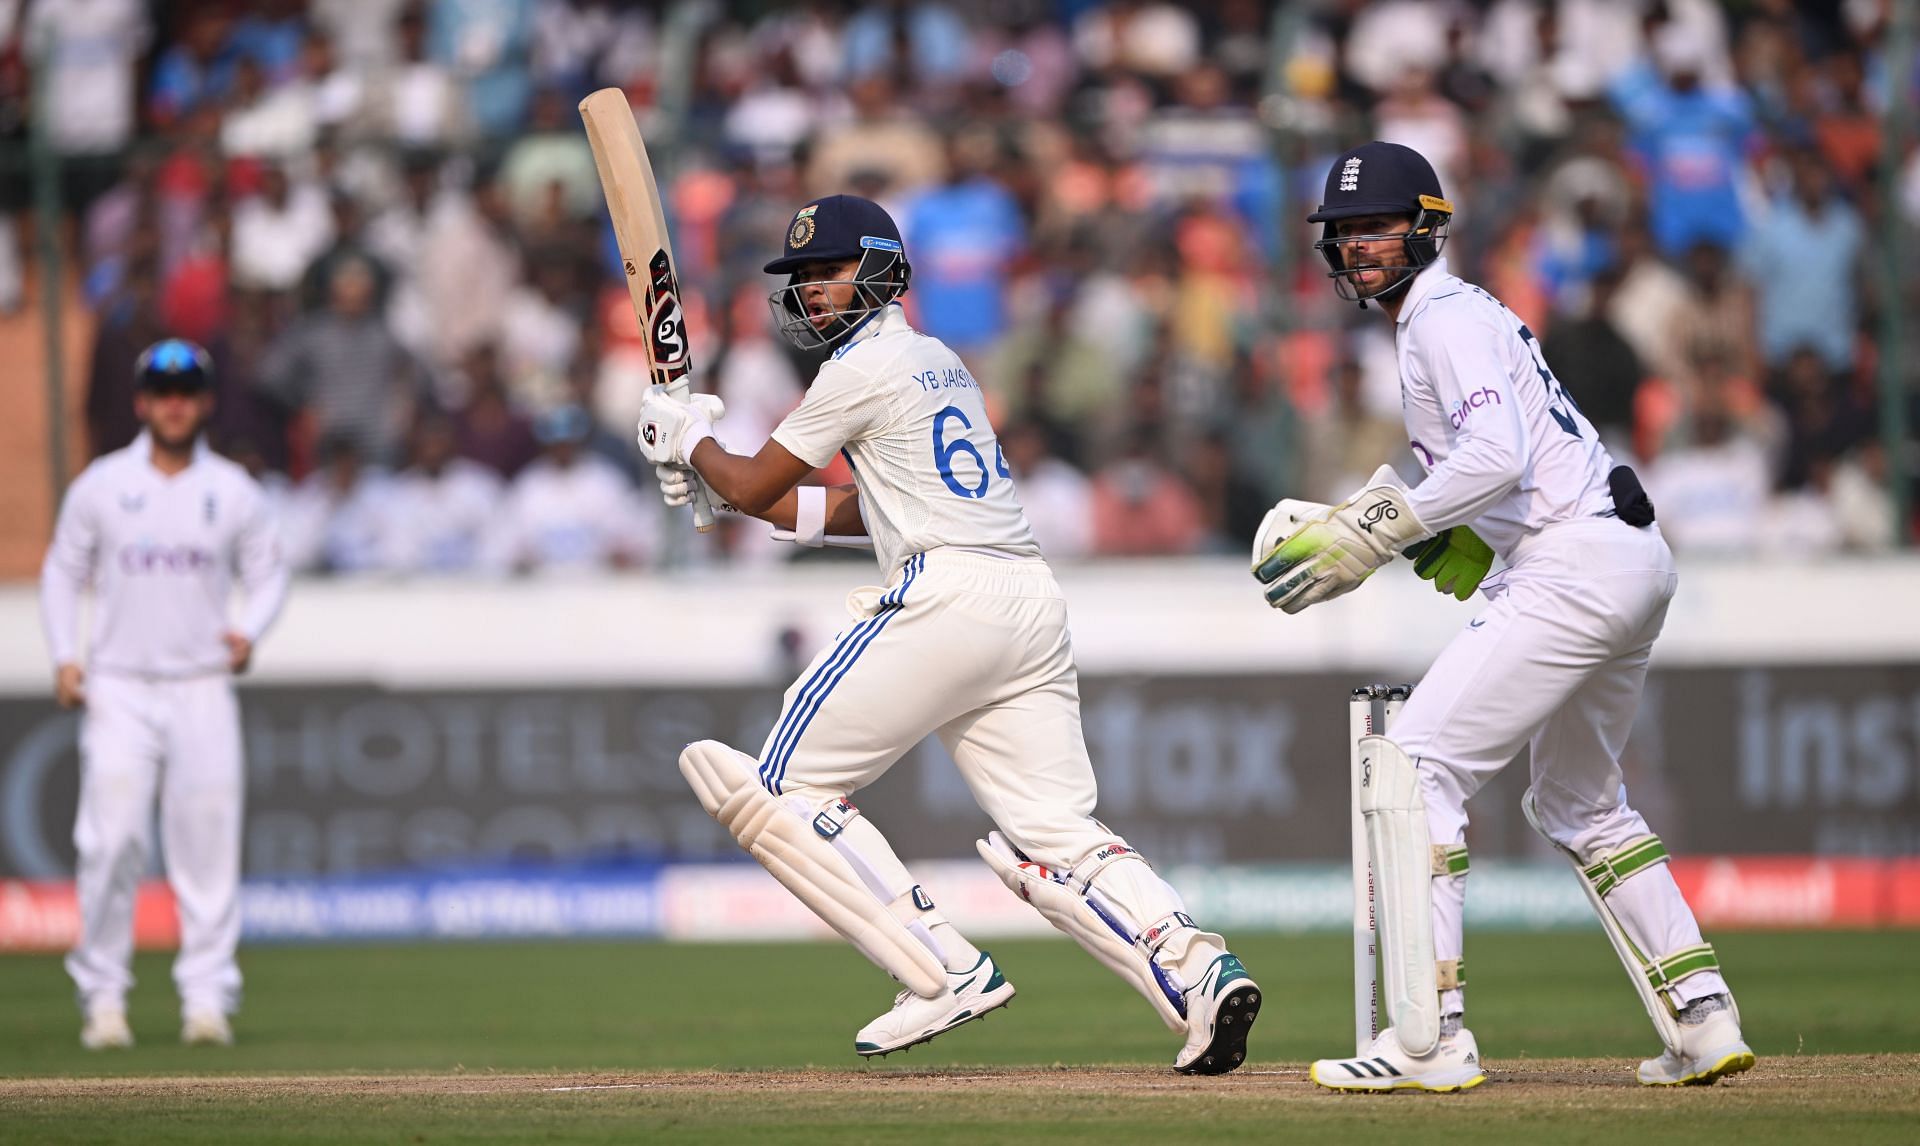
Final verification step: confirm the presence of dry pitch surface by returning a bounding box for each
[4,1057,1917,1145]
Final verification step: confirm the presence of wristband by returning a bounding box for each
[794,485,827,548]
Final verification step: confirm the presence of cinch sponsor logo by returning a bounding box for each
[1449,387,1502,429]
[118,544,217,574]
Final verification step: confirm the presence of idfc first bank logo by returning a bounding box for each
[119,543,217,575]
[1449,387,1502,429]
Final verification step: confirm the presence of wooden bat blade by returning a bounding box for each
[579,87,716,532]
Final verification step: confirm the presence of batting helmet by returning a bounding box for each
[1307,141,1452,304]
[765,195,912,351]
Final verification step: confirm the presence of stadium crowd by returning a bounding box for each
[7,0,1915,574]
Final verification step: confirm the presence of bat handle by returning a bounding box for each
[690,481,717,532]
[663,377,719,533]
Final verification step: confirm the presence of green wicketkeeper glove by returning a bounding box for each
[1403,526,1495,601]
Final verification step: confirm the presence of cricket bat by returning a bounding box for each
[578,87,717,531]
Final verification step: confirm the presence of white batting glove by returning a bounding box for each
[636,388,726,467]
[654,463,695,508]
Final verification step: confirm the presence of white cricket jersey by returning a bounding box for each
[772,304,1040,575]
[40,433,289,677]
[1393,258,1617,557]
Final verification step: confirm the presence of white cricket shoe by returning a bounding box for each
[1637,995,1755,1086]
[80,1005,134,1051]
[1310,1025,1486,1093]
[1174,953,1261,1075]
[181,1010,234,1047]
[854,951,1015,1057]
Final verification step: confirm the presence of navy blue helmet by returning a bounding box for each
[765,195,912,351]
[1307,141,1452,304]
[135,339,215,394]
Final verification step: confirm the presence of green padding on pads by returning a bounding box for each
[1645,943,1719,989]
[1584,837,1669,896]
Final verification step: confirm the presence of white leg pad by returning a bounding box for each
[680,740,947,998]
[1357,735,1440,1057]
[1522,789,1688,1055]
[976,834,1187,1033]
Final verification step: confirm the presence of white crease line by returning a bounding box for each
[544,1083,666,1092]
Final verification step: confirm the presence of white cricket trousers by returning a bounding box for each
[1387,518,1729,1015]
[757,548,1110,867]
[66,672,244,1017]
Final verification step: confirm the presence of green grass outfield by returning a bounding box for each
[1,931,1916,1143]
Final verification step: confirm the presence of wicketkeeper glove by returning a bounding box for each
[1404,525,1495,601]
[1252,479,1433,614]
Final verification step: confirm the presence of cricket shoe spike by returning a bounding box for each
[1637,995,1755,1086]
[854,951,1015,1058]
[1310,1026,1486,1093]
[1174,954,1261,1074]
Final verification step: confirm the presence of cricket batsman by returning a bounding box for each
[635,195,1262,1073]
[40,340,289,1049]
[1252,143,1755,1091]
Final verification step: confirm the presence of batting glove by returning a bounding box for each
[636,388,725,468]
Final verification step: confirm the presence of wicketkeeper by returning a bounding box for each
[1253,143,1754,1091]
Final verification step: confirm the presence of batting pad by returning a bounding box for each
[680,740,947,998]
[1357,734,1441,1057]
[976,834,1186,1033]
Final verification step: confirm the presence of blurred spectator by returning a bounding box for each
[220,55,318,160]
[363,3,467,148]
[310,0,411,73]
[1645,388,1771,556]
[278,435,395,574]
[1772,347,1870,492]
[501,255,584,409]
[1073,1,1199,81]
[1542,266,1644,456]
[145,6,233,129]
[428,0,534,140]
[415,174,522,367]
[1663,242,1758,396]
[842,0,971,86]
[1001,420,1092,561]
[499,87,600,224]
[230,0,308,84]
[160,210,231,347]
[24,0,148,209]
[901,131,1025,357]
[1184,430,1267,556]
[808,75,945,196]
[381,413,503,574]
[1606,217,1692,386]
[1089,430,1203,557]
[988,279,1123,448]
[1830,441,1897,553]
[301,193,392,316]
[1374,68,1470,207]
[1610,22,1758,258]
[261,256,425,465]
[231,164,335,293]
[1739,149,1864,376]
[453,343,539,477]
[1301,357,1410,504]
[483,405,656,574]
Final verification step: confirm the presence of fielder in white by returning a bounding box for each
[636,194,1262,1072]
[1252,143,1754,1091]
[39,340,289,1050]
